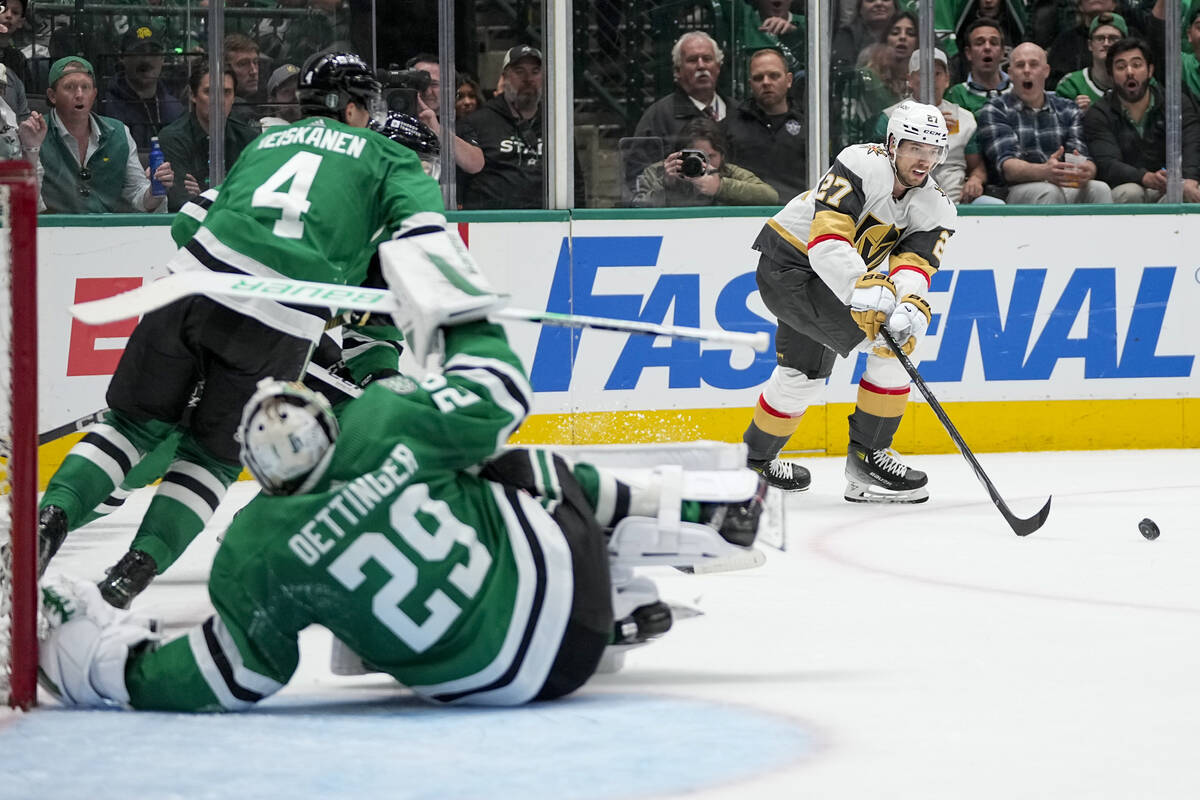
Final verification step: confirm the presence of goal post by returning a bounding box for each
[0,160,39,710]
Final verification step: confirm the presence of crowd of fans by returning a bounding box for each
[1,0,1196,213]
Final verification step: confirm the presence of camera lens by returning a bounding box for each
[681,153,705,178]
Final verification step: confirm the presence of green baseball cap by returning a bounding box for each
[48,56,95,87]
[1088,12,1127,37]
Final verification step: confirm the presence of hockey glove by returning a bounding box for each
[875,294,931,358]
[849,272,898,342]
[378,230,507,367]
[38,574,160,707]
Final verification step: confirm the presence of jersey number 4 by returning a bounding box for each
[327,483,493,653]
[251,151,323,239]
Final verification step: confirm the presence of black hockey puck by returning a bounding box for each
[1138,518,1160,540]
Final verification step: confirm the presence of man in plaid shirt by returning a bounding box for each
[977,42,1113,204]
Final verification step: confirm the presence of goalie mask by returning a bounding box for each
[886,100,948,170]
[238,379,339,496]
[369,110,441,178]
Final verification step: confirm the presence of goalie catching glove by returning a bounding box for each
[849,272,897,341]
[378,229,507,366]
[873,294,931,357]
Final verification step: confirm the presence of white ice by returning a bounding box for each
[3,448,1197,800]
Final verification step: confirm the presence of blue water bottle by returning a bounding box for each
[148,136,166,196]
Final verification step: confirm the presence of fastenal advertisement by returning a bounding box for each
[36,212,1200,458]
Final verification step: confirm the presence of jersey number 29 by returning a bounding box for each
[251,152,323,239]
[327,483,493,653]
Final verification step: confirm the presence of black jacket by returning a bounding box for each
[1083,86,1200,188]
[459,95,585,209]
[722,99,807,203]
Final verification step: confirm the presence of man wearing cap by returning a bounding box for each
[158,62,257,212]
[103,24,184,149]
[38,55,174,213]
[1054,12,1126,112]
[871,48,994,204]
[260,63,301,128]
[459,45,584,208]
[1046,0,1165,86]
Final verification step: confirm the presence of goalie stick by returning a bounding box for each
[68,271,772,353]
[880,328,1052,537]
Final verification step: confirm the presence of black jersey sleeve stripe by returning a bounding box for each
[202,617,265,703]
[431,486,548,703]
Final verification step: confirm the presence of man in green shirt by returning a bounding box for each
[36,52,448,610]
[1054,12,1126,112]
[944,18,1012,114]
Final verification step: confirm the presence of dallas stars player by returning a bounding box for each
[741,101,956,503]
[36,53,447,595]
[37,250,766,710]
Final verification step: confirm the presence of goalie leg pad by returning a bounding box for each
[608,516,756,569]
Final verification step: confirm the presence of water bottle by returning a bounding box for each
[148,137,166,197]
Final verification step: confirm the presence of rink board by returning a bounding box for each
[32,208,1200,484]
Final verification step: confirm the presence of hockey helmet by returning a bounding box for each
[369,111,440,157]
[298,51,384,122]
[885,100,948,168]
[238,378,340,496]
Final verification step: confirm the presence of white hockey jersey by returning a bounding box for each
[753,143,958,301]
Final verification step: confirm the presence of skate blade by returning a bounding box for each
[675,547,766,574]
[843,481,929,504]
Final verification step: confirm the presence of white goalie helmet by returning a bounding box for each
[886,100,949,168]
[237,378,340,496]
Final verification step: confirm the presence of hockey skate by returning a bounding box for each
[97,549,158,609]
[747,457,810,492]
[37,505,69,577]
[699,475,768,548]
[844,442,929,504]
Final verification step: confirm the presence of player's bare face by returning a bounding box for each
[676,39,719,98]
[894,140,940,188]
[965,28,1003,78]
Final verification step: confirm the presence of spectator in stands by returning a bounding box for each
[405,53,441,110]
[0,0,33,88]
[225,34,264,118]
[945,18,1012,114]
[103,25,184,150]
[459,45,584,209]
[1045,0,1165,85]
[833,10,916,151]
[1184,3,1200,102]
[937,0,1026,81]
[455,74,482,117]
[977,42,1112,204]
[0,63,29,123]
[38,56,173,213]
[159,63,258,212]
[723,48,806,202]
[871,49,996,204]
[1084,37,1200,203]
[734,0,807,85]
[632,117,778,207]
[259,63,301,128]
[831,0,896,69]
[1054,12,1125,111]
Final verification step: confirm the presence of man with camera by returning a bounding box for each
[458,45,585,209]
[380,55,483,180]
[631,117,778,207]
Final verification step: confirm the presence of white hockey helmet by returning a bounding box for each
[238,378,340,496]
[886,100,949,168]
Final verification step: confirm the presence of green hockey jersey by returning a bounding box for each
[167,117,444,342]
[123,321,578,710]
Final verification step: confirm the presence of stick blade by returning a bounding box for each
[1009,495,1052,537]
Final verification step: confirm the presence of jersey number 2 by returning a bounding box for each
[327,483,493,653]
[251,151,323,239]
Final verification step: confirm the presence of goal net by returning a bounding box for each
[0,161,39,710]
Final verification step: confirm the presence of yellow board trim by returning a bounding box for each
[35,398,1200,488]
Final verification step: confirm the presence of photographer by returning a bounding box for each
[379,59,483,182]
[632,117,778,208]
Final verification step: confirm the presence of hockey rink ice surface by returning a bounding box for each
[2,448,1197,800]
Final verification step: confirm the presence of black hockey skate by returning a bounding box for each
[747,457,810,492]
[37,505,69,577]
[844,442,929,504]
[700,476,768,548]
[612,600,673,646]
[97,549,158,609]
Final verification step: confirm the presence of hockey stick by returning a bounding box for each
[0,408,110,459]
[68,272,772,353]
[880,328,1052,537]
